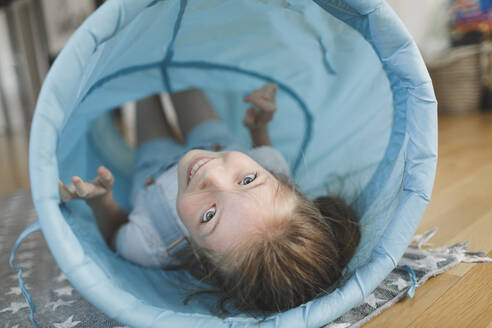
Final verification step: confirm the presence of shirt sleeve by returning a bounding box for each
[113,222,163,268]
[247,146,291,179]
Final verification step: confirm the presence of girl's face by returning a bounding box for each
[176,149,294,254]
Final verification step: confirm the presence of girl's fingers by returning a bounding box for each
[246,96,276,113]
[243,83,277,103]
[60,171,111,203]
[257,83,277,100]
[72,176,90,198]
[97,166,114,190]
[64,182,77,195]
[265,83,277,94]
[243,108,254,128]
[246,107,255,121]
[59,180,76,203]
[256,108,274,122]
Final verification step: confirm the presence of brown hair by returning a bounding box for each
[183,173,361,317]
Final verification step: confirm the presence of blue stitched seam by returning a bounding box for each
[361,2,384,16]
[313,0,360,17]
[146,0,163,8]
[80,61,162,103]
[317,36,337,75]
[402,188,431,202]
[354,271,367,299]
[373,245,398,268]
[96,1,123,46]
[161,0,189,93]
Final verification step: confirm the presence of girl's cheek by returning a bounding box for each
[176,195,198,229]
[176,197,188,223]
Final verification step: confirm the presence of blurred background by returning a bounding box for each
[0,0,492,195]
[0,0,101,193]
[1,2,491,327]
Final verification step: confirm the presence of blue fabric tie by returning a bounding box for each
[399,264,417,298]
[9,221,42,328]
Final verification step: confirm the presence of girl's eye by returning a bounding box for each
[240,173,257,185]
[202,206,216,223]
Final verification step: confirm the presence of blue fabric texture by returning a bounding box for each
[26,0,437,326]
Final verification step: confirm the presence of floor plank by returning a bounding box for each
[365,113,492,327]
[364,273,461,328]
[408,251,492,328]
[431,114,492,194]
[0,134,30,195]
[417,163,492,246]
[446,208,492,277]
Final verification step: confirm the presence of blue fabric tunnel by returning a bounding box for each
[25,0,437,326]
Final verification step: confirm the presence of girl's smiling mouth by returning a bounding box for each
[187,156,215,186]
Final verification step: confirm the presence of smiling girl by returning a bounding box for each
[59,84,360,315]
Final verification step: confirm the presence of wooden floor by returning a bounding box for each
[0,133,29,194]
[366,113,492,328]
[0,113,491,327]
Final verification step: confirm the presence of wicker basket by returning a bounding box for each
[428,45,482,114]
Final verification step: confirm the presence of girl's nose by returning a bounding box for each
[199,164,226,190]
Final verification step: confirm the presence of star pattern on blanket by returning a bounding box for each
[20,239,38,249]
[55,272,68,282]
[54,286,74,297]
[390,277,408,291]
[9,271,30,280]
[0,198,124,328]
[364,294,385,309]
[6,287,22,296]
[6,286,30,296]
[328,323,351,328]
[18,260,34,269]
[16,251,34,260]
[53,315,81,328]
[0,302,28,314]
[411,259,438,272]
[45,299,75,311]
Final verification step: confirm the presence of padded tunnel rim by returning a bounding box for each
[28,0,437,327]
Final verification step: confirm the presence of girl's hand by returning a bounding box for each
[243,83,277,131]
[58,166,114,203]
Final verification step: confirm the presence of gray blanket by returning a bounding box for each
[1,191,490,328]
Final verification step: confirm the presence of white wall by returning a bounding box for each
[40,0,95,56]
[386,0,450,60]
